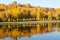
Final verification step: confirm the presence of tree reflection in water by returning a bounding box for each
[0,23,60,40]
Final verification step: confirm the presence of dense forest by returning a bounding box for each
[0,1,60,22]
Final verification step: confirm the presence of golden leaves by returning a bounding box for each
[0,1,59,21]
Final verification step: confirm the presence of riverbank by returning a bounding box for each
[0,21,60,24]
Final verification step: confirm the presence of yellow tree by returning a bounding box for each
[11,7,21,22]
[0,12,3,21]
[56,8,60,20]
[30,8,37,20]
[47,11,52,20]
[5,8,12,22]
[25,3,31,7]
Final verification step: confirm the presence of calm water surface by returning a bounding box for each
[0,23,60,40]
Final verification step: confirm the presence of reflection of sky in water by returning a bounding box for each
[1,38,13,40]
[18,32,60,40]
[0,32,60,40]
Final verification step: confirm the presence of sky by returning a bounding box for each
[0,0,60,8]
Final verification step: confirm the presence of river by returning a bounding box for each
[0,23,60,40]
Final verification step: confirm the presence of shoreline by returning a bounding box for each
[0,21,60,24]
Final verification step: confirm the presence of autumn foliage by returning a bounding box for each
[0,1,60,22]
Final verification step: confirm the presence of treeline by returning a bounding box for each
[0,1,60,22]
